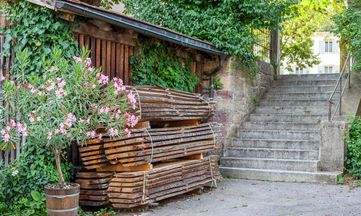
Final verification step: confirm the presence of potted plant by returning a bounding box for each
[0,48,138,215]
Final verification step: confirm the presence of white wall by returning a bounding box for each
[282,32,340,75]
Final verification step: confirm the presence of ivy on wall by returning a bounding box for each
[131,39,199,92]
[1,0,78,75]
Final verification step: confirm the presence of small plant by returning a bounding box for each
[252,96,261,106]
[337,175,345,185]
[345,117,361,178]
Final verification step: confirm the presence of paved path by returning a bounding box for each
[123,179,361,216]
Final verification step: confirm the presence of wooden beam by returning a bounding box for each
[27,0,55,10]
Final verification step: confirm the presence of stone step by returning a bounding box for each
[260,99,329,106]
[249,114,325,123]
[255,106,328,115]
[220,157,319,172]
[265,92,332,100]
[277,73,339,81]
[269,85,337,93]
[220,167,340,184]
[229,138,319,150]
[242,121,320,130]
[275,79,337,86]
[224,147,319,160]
[244,121,320,130]
[237,129,320,141]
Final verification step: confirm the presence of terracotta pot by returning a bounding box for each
[45,183,80,216]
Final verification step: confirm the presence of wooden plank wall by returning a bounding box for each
[74,33,135,85]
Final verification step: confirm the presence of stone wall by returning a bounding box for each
[211,58,274,155]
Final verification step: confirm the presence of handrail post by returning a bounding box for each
[339,74,342,116]
[328,101,332,121]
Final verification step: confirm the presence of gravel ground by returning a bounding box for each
[120,179,361,216]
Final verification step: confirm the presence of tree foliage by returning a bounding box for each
[122,0,294,66]
[280,0,345,71]
[334,0,361,71]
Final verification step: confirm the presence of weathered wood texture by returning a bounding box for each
[107,156,221,209]
[74,32,135,84]
[128,86,215,122]
[79,123,218,170]
[75,172,114,207]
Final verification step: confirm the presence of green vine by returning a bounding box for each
[1,0,78,75]
[130,39,199,92]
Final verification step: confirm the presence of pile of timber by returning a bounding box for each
[79,123,217,170]
[128,86,215,122]
[107,157,220,209]
[75,172,114,207]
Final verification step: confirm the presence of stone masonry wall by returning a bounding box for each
[211,58,274,156]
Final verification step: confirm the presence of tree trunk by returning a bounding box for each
[51,145,65,188]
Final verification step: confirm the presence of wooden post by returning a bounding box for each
[270,29,280,78]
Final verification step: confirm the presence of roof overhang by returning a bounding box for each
[54,0,224,56]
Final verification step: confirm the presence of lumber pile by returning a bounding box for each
[128,86,215,122]
[75,172,114,207]
[79,123,217,170]
[107,157,220,208]
[76,86,221,209]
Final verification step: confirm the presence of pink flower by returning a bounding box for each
[124,113,139,128]
[127,92,137,109]
[8,120,16,128]
[73,56,82,64]
[59,123,67,135]
[0,75,5,81]
[56,78,66,88]
[87,131,97,138]
[86,58,92,68]
[98,133,103,140]
[45,81,55,91]
[47,132,53,140]
[113,77,125,95]
[99,107,110,114]
[66,113,76,124]
[2,131,10,142]
[115,109,122,119]
[55,89,67,97]
[16,122,27,136]
[96,73,109,86]
[124,128,131,137]
[109,128,118,137]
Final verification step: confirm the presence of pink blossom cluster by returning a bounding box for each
[99,107,110,114]
[73,56,93,71]
[48,113,77,140]
[1,120,27,143]
[127,92,137,109]
[28,111,41,122]
[96,73,109,86]
[124,112,139,128]
[124,128,131,137]
[27,84,39,95]
[55,78,67,97]
[109,128,118,137]
[86,131,103,140]
[112,77,126,95]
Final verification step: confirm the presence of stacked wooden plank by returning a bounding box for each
[128,86,215,122]
[107,157,220,208]
[78,123,217,170]
[75,172,114,207]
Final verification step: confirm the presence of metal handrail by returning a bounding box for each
[328,54,351,121]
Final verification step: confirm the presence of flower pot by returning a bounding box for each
[45,183,80,216]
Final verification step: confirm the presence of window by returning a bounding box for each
[295,67,303,74]
[325,41,333,53]
[324,66,333,73]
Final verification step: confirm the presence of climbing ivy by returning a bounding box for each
[345,117,361,178]
[1,0,78,75]
[123,0,295,74]
[131,39,199,92]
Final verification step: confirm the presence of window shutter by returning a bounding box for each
[318,66,323,73]
[319,41,325,54]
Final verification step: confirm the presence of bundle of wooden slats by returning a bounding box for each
[107,157,220,209]
[128,86,215,122]
[75,172,114,207]
[79,123,217,170]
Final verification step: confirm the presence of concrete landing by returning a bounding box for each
[122,179,361,216]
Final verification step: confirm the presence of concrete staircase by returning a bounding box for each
[220,74,342,184]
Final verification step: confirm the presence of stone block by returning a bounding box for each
[320,121,347,172]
